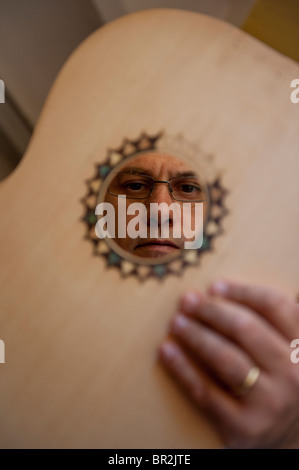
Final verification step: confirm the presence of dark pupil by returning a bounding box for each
[129,182,144,190]
[181,184,195,193]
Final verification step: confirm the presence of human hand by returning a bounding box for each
[159,280,299,448]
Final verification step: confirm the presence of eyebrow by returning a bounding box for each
[119,167,198,178]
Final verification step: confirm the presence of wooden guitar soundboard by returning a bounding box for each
[0,9,298,448]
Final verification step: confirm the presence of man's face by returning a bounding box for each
[104,152,207,259]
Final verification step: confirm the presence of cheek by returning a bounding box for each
[104,192,114,204]
[115,238,130,250]
[114,204,138,251]
[179,203,205,238]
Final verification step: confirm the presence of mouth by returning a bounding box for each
[134,239,180,257]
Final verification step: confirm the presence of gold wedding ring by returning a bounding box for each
[234,366,261,397]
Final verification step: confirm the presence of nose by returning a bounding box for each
[147,182,173,205]
[146,183,174,228]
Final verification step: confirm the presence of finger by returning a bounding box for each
[209,280,298,340]
[170,313,253,392]
[179,292,289,371]
[159,340,239,416]
[159,340,263,446]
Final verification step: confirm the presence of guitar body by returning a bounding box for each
[0,9,298,448]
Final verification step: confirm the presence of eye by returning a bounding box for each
[171,178,204,201]
[175,182,202,194]
[118,178,152,197]
[125,182,146,191]
[180,184,198,193]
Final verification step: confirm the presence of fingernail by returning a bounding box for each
[210,280,229,296]
[159,342,177,360]
[181,291,201,313]
[171,314,188,334]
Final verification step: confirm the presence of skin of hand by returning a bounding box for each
[159,280,299,449]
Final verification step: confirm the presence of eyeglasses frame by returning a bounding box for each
[108,171,207,203]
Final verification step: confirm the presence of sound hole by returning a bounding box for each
[82,132,228,281]
[98,151,209,265]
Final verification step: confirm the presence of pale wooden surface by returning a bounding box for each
[0,9,299,448]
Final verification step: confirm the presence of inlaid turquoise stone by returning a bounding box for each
[98,165,110,178]
[153,264,166,278]
[85,212,97,225]
[108,252,121,266]
[201,236,210,250]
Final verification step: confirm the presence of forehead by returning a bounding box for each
[119,152,194,177]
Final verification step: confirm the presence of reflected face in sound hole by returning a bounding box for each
[103,152,208,260]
